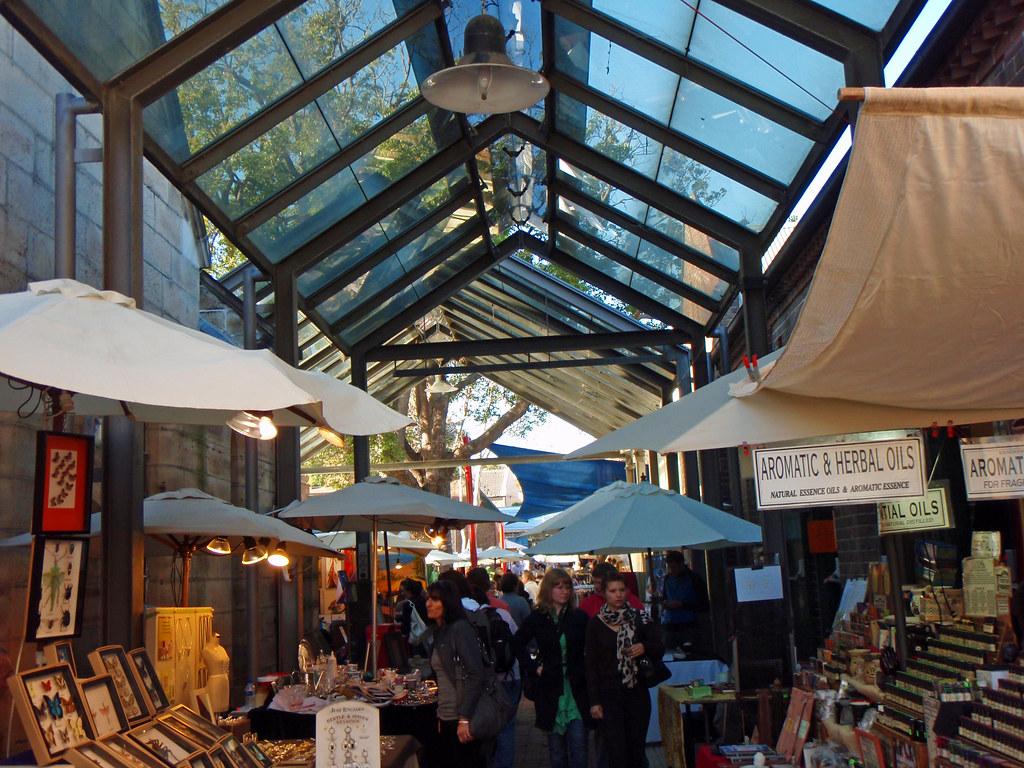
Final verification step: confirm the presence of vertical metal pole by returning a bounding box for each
[101,90,144,646]
[54,95,96,279]
[273,271,301,672]
[350,350,372,674]
[243,269,261,682]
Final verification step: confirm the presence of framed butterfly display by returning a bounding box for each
[99,733,168,768]
[128,648,169,712]
[89,646,152,725]
[43,640,78,675]
[80,674,130,738]
[8,662,95,764]
[32,431,94,535]
[26,536,89,641]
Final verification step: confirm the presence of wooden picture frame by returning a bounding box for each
[129,648,169,711]
[26,536,89,641]
[163,704,224,746]
[243,741,272,768]
[127,720,203,768]
[100,733,170,768]
[33,430,94,535]
[157,713,218,751]
[187,753,216,768]
[217,735,261,768]
[207,745,233,768]
[81,674,131,737]
[89,645,152,724]
[855,728,887,768]
[66,741,136,768]
[43,640,77,675]
[193,689,216,724]
[7,662,95,764]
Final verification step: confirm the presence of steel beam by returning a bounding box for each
[242,270,261,684]
[200,271,275,340]
[55,95,99,278]
[366,328,686,361]
[555,218,720,313]
[553,182,737,283]
[109,0,307,104]
[100,90,145,647]
[181,5,440,179]
[549,72,785,201]
[511,114,760,251]
[542,0,825,141]
[392,354,665,375]
[329,219,486,333]
[222,98,432,228]
[275,113,507,277]
[304,186,476,306]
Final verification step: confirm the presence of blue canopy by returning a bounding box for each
[489,443,625,520]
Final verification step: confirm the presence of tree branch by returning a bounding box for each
[400,430,422,463]
[454,373,482,394]
[459,400,531,457]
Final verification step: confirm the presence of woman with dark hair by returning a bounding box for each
[515,568,590,768]
[398,578,428,655]
[426,580,488,768]
[585,572,664,768]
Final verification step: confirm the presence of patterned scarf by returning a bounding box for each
[598,603,644,687]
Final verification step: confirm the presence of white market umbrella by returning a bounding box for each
[279,477,506,674]
[478,546,526,562]
[317,531,434,553]
[0,280,411,435]
[527,481,762,555]
[0,490,335,605]
[425,549,460,564]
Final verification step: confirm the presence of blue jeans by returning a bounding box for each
[547,718,587,768]
[492,679,521,768]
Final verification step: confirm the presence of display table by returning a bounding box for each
[647,657,731,742]
[658,686,737,768]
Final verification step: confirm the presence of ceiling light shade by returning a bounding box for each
[318,427,346,449]
[427,375,457,396]
[422,14,549,114]
[227,410,278,440]
[206,536,232,556]
[241,536,268,565]
[267,543,290,568]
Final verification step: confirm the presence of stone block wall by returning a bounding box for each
[0,17,285,752]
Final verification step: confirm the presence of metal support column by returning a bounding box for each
[350,351,372,671]
[100,90,145,646]
[54,94,98,279]
[739,258,770,359]
[243,270,261,683]
[273,271,301,672]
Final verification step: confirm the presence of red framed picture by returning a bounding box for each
[33,431,93,535]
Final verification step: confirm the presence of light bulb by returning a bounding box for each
[268,544,290,567]
[478,67,492,101]
[227,411,278,440]
[258,415,277,440]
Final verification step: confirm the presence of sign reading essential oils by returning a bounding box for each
[877,482,952,535]
[960,437,1024,500]
[753,436,926,510]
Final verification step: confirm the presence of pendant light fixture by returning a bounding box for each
[241,536,268,565]
[423,9,549,114]
[426,374,457,396]
[227,410,278,440]
[267,543,290,568]
[206,536,232,555]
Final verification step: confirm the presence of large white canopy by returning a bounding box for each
[316,530,434,553]
[0,279,411,435]
[527,482,761,555]
[734,88,1024,411]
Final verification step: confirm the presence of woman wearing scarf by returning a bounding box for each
[515,568,590,768]
[584,572,664,768]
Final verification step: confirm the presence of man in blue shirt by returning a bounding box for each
[661,550,708,651]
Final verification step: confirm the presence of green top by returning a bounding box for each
[552,630,582,734]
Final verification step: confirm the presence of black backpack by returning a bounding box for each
[468,606,517,674]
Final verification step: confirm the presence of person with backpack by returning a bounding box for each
[426,580,488,768]
[398,578,429,656]
[515,568,590,768]
[466,568,520,768]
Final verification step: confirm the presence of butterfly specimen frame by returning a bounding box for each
[43,640,78,675]
[65,740,137,768]
[25,536,89,641]
[33,431,93,535]
[89,645,153,725]
[126,720,202,767]
[8,662,95,764]
[161,704,225,748]
[80,674,130,738]
[98,733,168,768]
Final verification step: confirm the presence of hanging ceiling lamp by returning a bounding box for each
[423,11,549,114]
[426,375,457,396]
[227,410,278,440]
[267,543,290,568]
[241,536,268,565]
[206,536,232,556]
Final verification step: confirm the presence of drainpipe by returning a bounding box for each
[54,94,99,278]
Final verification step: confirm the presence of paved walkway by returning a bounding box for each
[509,699,668,768]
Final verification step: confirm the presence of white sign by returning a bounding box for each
[316,700,381,768]
[877,483,952,535]
[960,437,1024,500]
[734,565,783,603]
[753,436,926,510]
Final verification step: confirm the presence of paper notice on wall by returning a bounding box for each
[963,557,997,617]
[734,566,784,603]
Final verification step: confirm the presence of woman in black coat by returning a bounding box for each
[585,572,664,768]
[515,568,590,768]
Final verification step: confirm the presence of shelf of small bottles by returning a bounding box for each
[936,735,1024,767]
[917,651,979,678]
[882,681,925,715]
[958,716,1024,764]
[906,657,966,682]
[876,703,925,739]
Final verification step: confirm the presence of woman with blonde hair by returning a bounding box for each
[514,568,590,768]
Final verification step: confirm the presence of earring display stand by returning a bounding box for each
[315,701,380,768]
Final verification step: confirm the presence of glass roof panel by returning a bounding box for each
[687,2,844,121]
[476,137,549,240]
[21,0,229,81]
[657,146,776,232]
[635,241,728,300]
[591,0,695,52]
[806,0,901,32]
[556,233,632,285]
[195,103,339,219]
[145,25,302,163]
[556,159,740,271]
[250,109,456,262]
[558,95,775,233]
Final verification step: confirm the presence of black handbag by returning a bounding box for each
[454,654,514,740]
[634,615,671,688]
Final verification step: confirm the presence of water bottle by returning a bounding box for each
[244,680,255,710]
